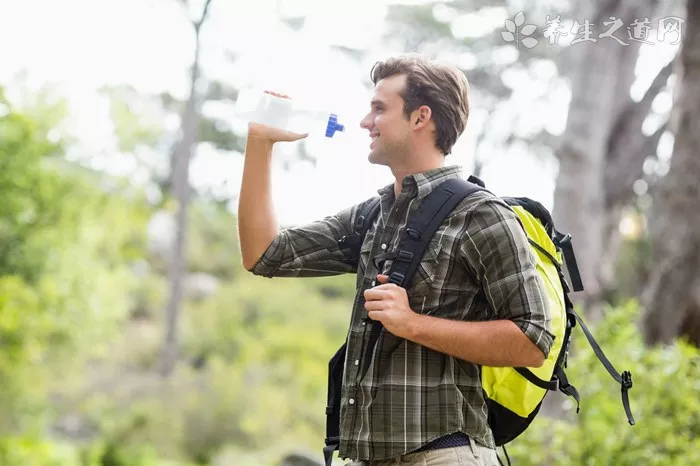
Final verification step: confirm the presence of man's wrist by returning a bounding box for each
[246,133,274,149]
[406,312,425,341]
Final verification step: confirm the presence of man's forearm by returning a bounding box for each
[238,137,278,270]
[407,314,545,368]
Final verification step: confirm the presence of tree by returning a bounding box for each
[160,0,215,377]
[551,0,665,316]
[642,2,700,346]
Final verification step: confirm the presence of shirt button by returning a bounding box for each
[381,243,387,250]
[371,280,376,286]
[349,398,355,405]
[362,321,366,326]
[354,359,359,366]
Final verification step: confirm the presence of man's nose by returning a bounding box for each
[360,114,372,130]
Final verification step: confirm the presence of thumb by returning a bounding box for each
[376,274,389,284]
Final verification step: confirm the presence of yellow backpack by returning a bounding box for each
[483,193,634,447]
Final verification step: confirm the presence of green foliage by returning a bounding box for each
[0,436,77,466]
[0,89,66,282]
[0,87,149,437]
[175,273,352,458]
[506,301,700,465]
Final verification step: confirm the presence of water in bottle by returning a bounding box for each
[234,87,346,138]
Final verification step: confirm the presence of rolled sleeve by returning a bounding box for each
[249,201,366,278]
[461,198,554,357]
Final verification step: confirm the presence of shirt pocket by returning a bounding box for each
[407,238,440,293]
[376,237,440,311]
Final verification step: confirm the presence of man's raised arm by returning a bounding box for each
[237,121,307,271]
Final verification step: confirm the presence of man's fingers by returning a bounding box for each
[364,288,394,301]
[364,300,386,311]
[282,130,308,141]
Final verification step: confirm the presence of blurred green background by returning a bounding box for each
[1,0,698,464]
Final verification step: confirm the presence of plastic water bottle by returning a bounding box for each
[234,87,346,138]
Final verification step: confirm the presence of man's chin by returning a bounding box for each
[368,150,385,165]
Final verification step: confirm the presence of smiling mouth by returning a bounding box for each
[370,134,379,148]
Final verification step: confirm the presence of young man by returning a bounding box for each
[237,54,553,466]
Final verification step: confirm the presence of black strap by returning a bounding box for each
[553,229,584,292]
[362,178,484,379]
[467,174,486,187]
[323,445,336,466]
[372,249,413,272]
[572,309,635,425]
[388,178,484,288]
[528,239,563,272]
[554,365,581,413]
[515,367,559,391]
[323,343,346,465]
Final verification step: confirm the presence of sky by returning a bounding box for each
[0,0,679,225]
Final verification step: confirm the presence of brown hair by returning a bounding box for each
[370,54,470,155]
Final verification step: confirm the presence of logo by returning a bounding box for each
[500,11,685,47]
[501,12,539,49]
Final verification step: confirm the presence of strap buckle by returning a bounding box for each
[397,250,413,262]
[551,376,560,392]
[388,272,404,285]
[621,370,633,391]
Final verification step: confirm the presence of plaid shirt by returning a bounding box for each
[250,165,553,461]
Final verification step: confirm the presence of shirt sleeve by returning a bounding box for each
[249,201,364,278]
[460,198,554,358]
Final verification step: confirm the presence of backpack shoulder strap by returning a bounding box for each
[385,177,484,288]
[360,178,484,381]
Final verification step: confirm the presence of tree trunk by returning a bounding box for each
[552,0,656,317]
[642,1,700,347]
[599,59,673,303]
[160,0,213,377]
[542,0,657,422]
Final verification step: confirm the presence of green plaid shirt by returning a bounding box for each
[250,165,553,461]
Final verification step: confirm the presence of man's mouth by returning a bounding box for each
[370,134,379,149]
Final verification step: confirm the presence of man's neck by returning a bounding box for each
[392,152,445,197]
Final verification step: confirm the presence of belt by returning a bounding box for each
[413,432,470,452]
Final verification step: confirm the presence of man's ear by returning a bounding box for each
[412,105,432,129]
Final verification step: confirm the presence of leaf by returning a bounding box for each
[505,19,516,33]
[514,11,525,27]
[501,31,515,42]
[521,24,537,36]
[522,37,538,49]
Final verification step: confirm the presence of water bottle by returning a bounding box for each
[234,87,347,138]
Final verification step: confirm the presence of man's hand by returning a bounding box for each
[363,276,546,367]
[247,91,308,143]
[363,274,418,339]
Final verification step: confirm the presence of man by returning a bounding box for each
[237,54,553,466]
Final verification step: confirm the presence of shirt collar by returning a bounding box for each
[376,165,464,200]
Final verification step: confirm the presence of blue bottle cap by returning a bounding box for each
[325,114,345,138]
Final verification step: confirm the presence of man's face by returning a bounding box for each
[360,74,413,166]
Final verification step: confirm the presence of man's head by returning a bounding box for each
[360,54,470,167]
